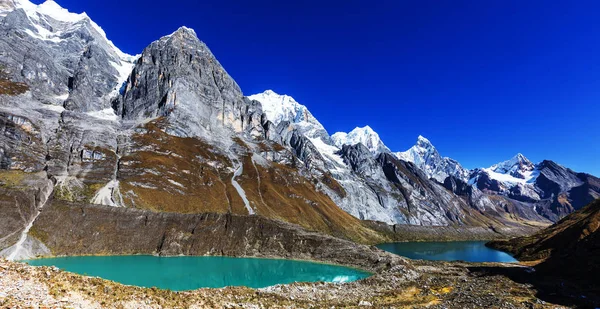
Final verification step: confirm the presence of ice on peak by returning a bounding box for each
[247,90,301,126]
[417,134,432,143]
[488,152,536,182]
[9,0,134,62]
[173,26,197,37]
[395,135,469,182]
[331,125,390,155]
[15,0,89,23]
[491,153,534,171]
[248,90,328,140]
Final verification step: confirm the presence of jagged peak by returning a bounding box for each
[416,135,434,148]
[15,0,90,22]
[6,0,134,61]
[173,26,197,36]
[513,153,530,162]
[161,26,200,42]
[332,125,390,155]
[248,90,313,127]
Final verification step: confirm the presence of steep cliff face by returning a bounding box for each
[120,27,264,140]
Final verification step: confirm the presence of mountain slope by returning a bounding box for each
[487,198,600,302]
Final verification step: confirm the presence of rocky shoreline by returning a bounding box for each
[0,256,569,308]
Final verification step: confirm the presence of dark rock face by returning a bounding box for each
[31,201,406,272]
[339,143,380,175]
[377,153,470,225]
[443,176,469,196]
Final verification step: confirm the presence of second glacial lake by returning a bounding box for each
[24,255,371,290]
[376,241,517,263]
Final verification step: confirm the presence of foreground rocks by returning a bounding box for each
[0,257,569,308]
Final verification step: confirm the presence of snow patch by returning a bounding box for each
[55,93,69,101]
[483,168,539,185]
[308,137,346,172]
[90,180,122,207]
[39,104,65,113]
[167,179,185,188]
[86,108,119,121]
[231,163,254,215]
[13,0,136,61]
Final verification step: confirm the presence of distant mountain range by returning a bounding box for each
[0,0,598,259]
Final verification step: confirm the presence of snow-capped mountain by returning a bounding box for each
[248,90,329,140]
[0,0,137,113]
[395,136,470,183]
[331,126,390,155]
[489,153,537,181]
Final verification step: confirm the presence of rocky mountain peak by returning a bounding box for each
[247,90,301,125]
[331,125,390,155]
[416,135,434,148]
[248,90,329,140]
[489,153,536,179]
[395,135,469,183]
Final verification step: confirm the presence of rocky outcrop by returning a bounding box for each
[119,27,264,139]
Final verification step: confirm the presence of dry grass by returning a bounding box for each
[118,120,246,214]
[0,66,28,96]
[238,155,383,243]
[0,170,26,188]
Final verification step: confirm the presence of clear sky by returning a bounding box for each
[44,0,599,175]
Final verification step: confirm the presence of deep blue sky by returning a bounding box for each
[48,0,599,175]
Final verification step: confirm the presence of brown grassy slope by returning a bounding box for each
[118,120,248,214]
[0,67,28,96]
[488,198,600,261]
[238,155,383,244]
[487,198,600,302]
[118,120,383,243]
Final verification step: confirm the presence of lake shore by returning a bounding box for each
[0,257,570,308]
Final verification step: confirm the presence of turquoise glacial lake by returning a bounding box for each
[25,255,371,290]
[376,241,517,263]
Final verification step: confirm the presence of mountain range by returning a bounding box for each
[0,0,598,260]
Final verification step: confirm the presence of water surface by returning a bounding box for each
[376,241,517,262]
[25,255,370,290]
